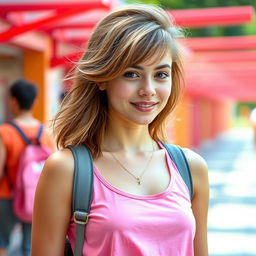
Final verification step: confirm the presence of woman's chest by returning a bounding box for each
[94,149,170,196]
[87,187,195,239]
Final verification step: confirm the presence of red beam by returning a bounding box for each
[51,51,83,67]
[193,50,256,62]
[50,38,89,45]
[0,8,95,42]
[40,5,255,32]
[186,60,256,71]
[43,22,96,32]
[51,28,92,41]
[183,36,256,51]
[169,5,254,27]
[45,34,256,51]
[185,63,256,101]
[0,1,108,12]
[6,10,107,34]
[186,77,256,101]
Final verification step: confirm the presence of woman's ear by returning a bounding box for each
[98,82,107,91]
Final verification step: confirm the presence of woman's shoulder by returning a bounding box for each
[35,148,75,205]
[182,148,208,183]
[181,148,209,200]
[43,148,74,179]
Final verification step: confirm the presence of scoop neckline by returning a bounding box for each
[93,142,175,200]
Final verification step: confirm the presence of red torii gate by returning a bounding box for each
[0,3,253,44]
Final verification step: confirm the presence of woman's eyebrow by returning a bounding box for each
[155,64,171,70]
[130,64,171,70]
[130,65,143,70]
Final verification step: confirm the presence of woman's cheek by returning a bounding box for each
[116,83,136,99]
[159,84,172,101]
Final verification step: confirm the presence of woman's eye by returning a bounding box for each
[123,71,139,78]
[155,72,169,79]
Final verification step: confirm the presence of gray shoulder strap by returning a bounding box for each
[161,143,193,200]
[67,145,94,256]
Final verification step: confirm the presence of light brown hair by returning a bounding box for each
[53,4,185,157]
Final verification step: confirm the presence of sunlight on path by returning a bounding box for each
[197,127,256,256]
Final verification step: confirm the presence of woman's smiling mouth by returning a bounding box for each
[130,101,158,112]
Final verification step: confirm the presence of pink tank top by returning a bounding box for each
[67,145,196,255]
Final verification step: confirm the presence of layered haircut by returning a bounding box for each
[53,4,185,157]
[9,79,38,110]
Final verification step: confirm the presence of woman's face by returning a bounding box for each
[102,52,173,127]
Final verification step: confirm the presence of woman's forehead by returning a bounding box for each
[130,50,173,67]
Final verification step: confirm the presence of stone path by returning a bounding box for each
[196,127,256,256]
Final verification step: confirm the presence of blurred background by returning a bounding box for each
[0,0,256,255]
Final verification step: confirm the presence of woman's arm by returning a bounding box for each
[0,136,6,179]
[184,148,209,256]
[31,149,74,256]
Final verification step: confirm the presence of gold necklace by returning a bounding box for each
[109,142,154,185]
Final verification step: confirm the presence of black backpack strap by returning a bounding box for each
[161,143,193,200]
[8,122,44,145]
[67,145,94,256]
[8,121,31,144]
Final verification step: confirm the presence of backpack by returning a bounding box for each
[9,122,52,223]
[65,143,193,256]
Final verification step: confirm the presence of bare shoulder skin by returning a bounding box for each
[183,148,209,256]
[31,148,74,256]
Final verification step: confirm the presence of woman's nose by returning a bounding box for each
[138,79,156,97]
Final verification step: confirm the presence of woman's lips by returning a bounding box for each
[130,101,158,112]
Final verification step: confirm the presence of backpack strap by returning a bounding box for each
[36,125,44,145]
[8,122,31,144]
[67,145,94,256]
[8,121,44,145]
[161,143,194,200]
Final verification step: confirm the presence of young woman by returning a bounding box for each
[31,4,209,256]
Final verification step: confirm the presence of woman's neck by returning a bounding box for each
[103,124,154,153]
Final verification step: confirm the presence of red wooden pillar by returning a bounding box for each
[199,99,212,142]
[23,37,52,123]
[172,96,192,147]
[190,97,201,148]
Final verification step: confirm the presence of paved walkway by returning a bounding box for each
[196,127,256,256]
[7,127,256,256]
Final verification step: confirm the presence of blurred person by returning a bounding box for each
[32,4,209,256]
[0,80,53,256]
